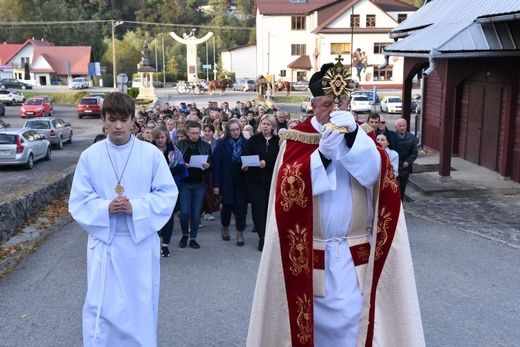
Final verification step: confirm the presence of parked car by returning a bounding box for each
[232,79,256,92]
[0,78,33,90]
[69,77,89,90]
[411,94,422,113]
[0,89,25,106]
[77,97,102,119]
[380,96,402,114]
[300,96,313,113]
[350,95,371,113]
[291,80,310,92]
[0,103,4,117]
[351,90,380,104]
[20,96,53,118]
[0,128,51,169]
[23,117,72,149]
[131,78,142,88]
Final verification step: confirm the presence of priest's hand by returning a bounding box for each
[330,111,357,132]
[319,128,344,159]
[109,196,132,215]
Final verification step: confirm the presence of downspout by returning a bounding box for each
[423,56,436,76]
[377,55,389,69]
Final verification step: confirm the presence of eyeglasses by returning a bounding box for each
[380,121,386,124]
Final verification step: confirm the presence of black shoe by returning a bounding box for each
[189,239,200,249]
[258,238,264,252]
[161,246,170,257]
[179,235,188,248]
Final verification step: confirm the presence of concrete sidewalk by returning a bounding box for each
[406,152,520,200]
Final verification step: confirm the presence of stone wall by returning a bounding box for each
[0,166,75,242]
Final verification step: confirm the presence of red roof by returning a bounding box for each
[31,46,92,75]
[0,43,23,65]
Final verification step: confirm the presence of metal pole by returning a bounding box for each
[213,36,216,80]
[350,6,354,71]
[111,20,116,90]
[155,37,158,82]
[162,37,166,86]
[206,40,209,81]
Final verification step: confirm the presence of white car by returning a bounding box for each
[0,89,25,106]
[69,77,89,90]
[350,95,371,113]
[380,96,402,114]
[300,96,313,113]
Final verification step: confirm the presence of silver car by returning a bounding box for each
[0,128,51,169]
[69,77,89,90]
[0,89,25,106]
[233,79,256,92]
[23,117,72,149]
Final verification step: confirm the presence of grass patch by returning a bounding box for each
[272,95,309,103]
[21,91,91,106]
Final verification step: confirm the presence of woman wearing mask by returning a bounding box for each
[212,118,249,246]
[176,121,213,249]
[152,127,188,257]
[241,115,279,251]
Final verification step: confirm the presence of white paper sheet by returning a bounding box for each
[189,155,209,169]
[241,155,260,167]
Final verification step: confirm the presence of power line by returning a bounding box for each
[0,20,254,31]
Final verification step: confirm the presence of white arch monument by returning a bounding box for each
[170,30,213,83]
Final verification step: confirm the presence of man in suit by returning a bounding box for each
[395,119,418,200]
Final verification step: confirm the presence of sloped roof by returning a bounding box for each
[31,46,92,75]
[385,0,520,57]
[0,43,23,65]
[257,0,415,16]
[288,55,312,69]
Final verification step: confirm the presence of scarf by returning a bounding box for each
[227,137,243,163]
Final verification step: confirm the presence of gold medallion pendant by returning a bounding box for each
[115,184,125,195]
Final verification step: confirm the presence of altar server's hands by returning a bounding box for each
[319,128,344,160]
[330,111,357,132]
[109,196,132,215]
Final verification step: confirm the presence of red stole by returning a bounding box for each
[274,118,400,346]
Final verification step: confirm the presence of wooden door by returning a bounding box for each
[465,81,501,170]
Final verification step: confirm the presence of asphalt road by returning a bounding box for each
[0,208,518,346]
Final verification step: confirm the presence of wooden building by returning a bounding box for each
[383,0,520,183]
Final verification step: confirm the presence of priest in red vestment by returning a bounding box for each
[247,57,425,347]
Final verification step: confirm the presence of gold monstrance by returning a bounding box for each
[321,55,357,133]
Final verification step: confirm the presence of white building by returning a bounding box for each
[254,0,417,87]
[220,43,257,79]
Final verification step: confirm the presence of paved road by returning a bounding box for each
[0,204,519,346]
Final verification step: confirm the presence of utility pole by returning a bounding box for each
[111,20,123,90]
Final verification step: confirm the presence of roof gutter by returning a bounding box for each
[476,13,520,23]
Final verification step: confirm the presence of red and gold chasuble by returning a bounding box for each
[274,119,401,347]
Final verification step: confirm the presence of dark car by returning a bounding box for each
[0,78,33,90]
[77,97,102,119]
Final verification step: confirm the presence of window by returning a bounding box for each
[331,43,351,55]
[373,42,391,54]
[373,66,393,81]
[296,71,307,80]
[291,44,306,55]
[350,15,360,27]
[397,14,407,23]
[366,15,376,27]
[21,57,30,66]
[291,16,306,30]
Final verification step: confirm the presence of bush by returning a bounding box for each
[127,88,139,98]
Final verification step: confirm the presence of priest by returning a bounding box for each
[246,57,425,346]
[69,92,178,346]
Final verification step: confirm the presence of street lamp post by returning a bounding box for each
[111,20,123,90]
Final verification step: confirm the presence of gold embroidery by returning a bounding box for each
[381,150,399,192]
[357,245,370,262]
[280,162,308,211]
[375,206,391,260]
[296,294,312,344]
[288,224,311,276]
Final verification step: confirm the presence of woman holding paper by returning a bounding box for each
[212,118,249,246]
[176,120,213,249]
[241,115,280,251]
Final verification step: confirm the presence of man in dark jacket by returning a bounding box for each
[395,119,418,201]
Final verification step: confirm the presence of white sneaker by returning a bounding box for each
[205,213,215,221]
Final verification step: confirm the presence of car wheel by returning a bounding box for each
[68,131,73,143]
[49,109,53,116]
[22,85,26,90]
[11,99,16,106]
[0,85,5,89]
[78,114,83,119]
[56,136,63,149]
[44,147,51,160]
[25,154,34,169]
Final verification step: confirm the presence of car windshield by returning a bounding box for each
[72,78,83,82]
[26,99,42,105]
[25,121,50,129]
[0,90,9,95]
[353,96,369,101]
[0,134,16,144]
[80,99,99,105]
[389,98,402,103]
